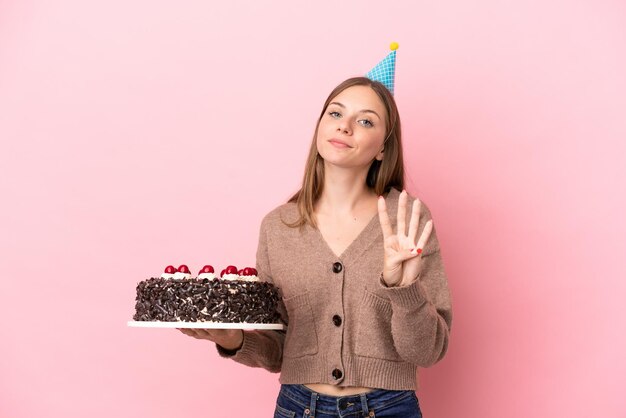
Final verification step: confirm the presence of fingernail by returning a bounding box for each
[417,248,422,254]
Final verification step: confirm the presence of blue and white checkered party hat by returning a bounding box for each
[365,42,398,95]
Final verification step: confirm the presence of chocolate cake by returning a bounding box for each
[133,264,281,323]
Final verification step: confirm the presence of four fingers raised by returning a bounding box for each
[378,190,433,257]
[378,191,430,241]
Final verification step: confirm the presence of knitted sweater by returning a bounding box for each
[216,187,453,390]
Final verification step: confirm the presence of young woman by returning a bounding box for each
[179,77,453,417]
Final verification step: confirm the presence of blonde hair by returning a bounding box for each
[286,77,405,229]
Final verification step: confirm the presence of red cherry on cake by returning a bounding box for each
[249,267,258,276]
[224,265,238,275]
[177,264,191,274]
[238,269,244,275]
[199,265,214,274]
[242,267,256,276]
[164,265,177,274]
[220,268,226,277]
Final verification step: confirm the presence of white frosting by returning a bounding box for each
[219,273,260,282]
[197,272,217,280]
[160,273,176,279]
[173,272,192,280]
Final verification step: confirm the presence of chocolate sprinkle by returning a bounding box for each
[133,278,281,323]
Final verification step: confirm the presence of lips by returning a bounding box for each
[329,138,352,148]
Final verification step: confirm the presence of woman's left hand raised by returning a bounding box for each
[377,190,433,287]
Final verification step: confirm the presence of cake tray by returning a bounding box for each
[127,321,285,330]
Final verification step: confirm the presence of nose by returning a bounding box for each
[337,119,351,135]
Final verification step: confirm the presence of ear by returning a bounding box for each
[375,148,384,161]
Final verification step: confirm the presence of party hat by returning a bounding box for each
[365,42,398,95]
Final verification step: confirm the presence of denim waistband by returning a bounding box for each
[278,384,416,417]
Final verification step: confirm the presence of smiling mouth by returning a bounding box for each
[329,139,352,148]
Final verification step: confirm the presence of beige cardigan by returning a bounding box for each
[217,187,453,390]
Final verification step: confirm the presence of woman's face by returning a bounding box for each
[316,85,387,170]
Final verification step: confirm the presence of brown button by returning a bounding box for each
[332,368,343,380]
[332,262,343,273]
[332,315,342,327]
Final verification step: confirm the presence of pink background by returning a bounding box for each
[1,1,625,417]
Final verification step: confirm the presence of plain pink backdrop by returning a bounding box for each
[1,1,625,417]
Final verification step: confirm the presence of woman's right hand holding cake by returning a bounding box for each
[178,328,244,352]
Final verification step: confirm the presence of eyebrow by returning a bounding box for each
[328,102,381,120]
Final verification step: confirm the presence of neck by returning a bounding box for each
[316,163,377,216]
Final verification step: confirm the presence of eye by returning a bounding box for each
[359,119,374,127]
[328,111,341,118]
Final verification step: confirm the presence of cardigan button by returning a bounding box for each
[332,315,342,327]
[332,368,343,380]
[332,262,343,273]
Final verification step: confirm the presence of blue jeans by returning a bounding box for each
[274,384,423,418]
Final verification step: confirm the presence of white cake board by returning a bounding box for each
[127,321,285,330]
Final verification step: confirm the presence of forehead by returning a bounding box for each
[329,85,385,113]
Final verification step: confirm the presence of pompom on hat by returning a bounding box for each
[365,42,399,95]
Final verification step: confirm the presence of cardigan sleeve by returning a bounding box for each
[376,205,453,368]
[215,215,287,373]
